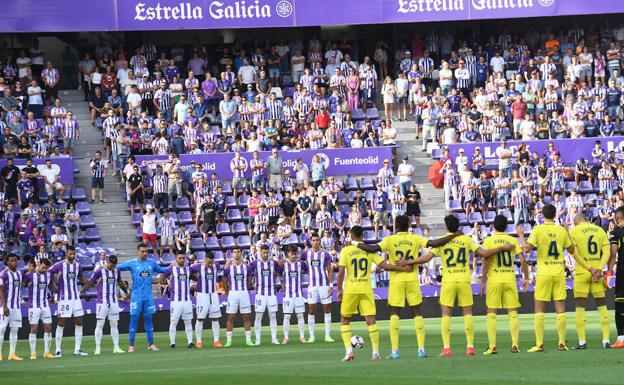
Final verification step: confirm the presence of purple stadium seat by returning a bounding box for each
[578,180,593,193]
[178,211,193,224]
[543,195,552,204]
[337,192,347,205]
[363,230,377,243]
[175,197,190,211]
[351,108,366,121]
[58,189,71,202]
[520,223,532,234]
[460,226,471,234]
[205,237,220,251]
[227,209,242,222]
[455,213,468,225]
[190,238,206,251]
[584,194,598,205]
[283,86,295,98]
[221,182,233,195]
[85,228,100,242]
[564,181,577,191]
[77,256,93,269]
[448,200,462,212]
[187,224,198,234]
[300,233,311,245]
[161,253,176,264]
[365,108,380,120]
[216,223,232,236]
[71,188,87,201]
[194,251,206,261]
[505,224,518,236]
[221,236,236,249]
[79,215,96,229]
[359,177,374,190]
[431,148,444,159]
[344,177,358,191]
[361,217,373,229]
[232,222,247,235]
[500,210,512,222]
[468,212,483,224]
[237,235,252,248]
[226,195,237,209]
[364,190,375,202]
[378,229,391,239]
[76,201,90,215]
[212,250,225,262]
[287,233,299,244]
[484,211,496,224]
[238,195,249,207]
[131,213,142,226]
[412,227,423,236]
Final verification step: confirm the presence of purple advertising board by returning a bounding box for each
[444,136,624,168]
[0,157,74,185]
[134,147,394,180]
[2,0,624,32]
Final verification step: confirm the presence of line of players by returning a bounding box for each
[0,233,340,359]
[1,206,623,362]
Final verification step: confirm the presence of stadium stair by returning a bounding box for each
[61,90,138,260]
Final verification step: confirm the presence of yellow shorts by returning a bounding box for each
[486,282,521,309]
[388,281,423,307]
[574,274,606,299]
[341,293,376,317]
[439,281,473,308]
[534,275,567,302]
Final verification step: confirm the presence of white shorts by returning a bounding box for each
[282,296,305,314]
[1,308,23,328]
[170,300,193,321]
[45,182,63,195]
[196,292,222,319]
[308,285,332,305]
[58,299,84,318]
[29,307,52,325]
[226,291,251,314]
[96,303,121,321]
[254,294,278,313]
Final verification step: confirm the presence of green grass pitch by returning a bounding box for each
[1,312,622,385]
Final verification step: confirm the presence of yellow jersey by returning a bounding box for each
[527,222,571,277]
[433,234,479,283]
[338,245,383,294]
[378,232,428,282]
[569,221,609,277]
[483,232,522,284]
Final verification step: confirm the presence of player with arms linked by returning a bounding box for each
[608,206,624,348]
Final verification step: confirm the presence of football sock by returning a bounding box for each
[308,314,315,338]
[464,314,474,347]
[509,311,520,348]
[389,315,400,352]
[74,325,83,352]
[128,315,139,346]
[254,313,264,342]
[556,313,567,345]
[0,323,5,355]
[169,321,177,345]
[414,316,425,351]
[195,320,204,343]
[597,305,610,343]
[615,301,624,337]
[95,319,105,349]
[283,314,291,339]
[244,330,252,342]
[297,313,305,338]
[575,307,586,344]
[29,333,37,354]
[226,331,233,344]
[534,312,544,347]
[44,332,52,354]
[9,328,18,355]
[144,314,154,345]
[110,320,120,349]
[368,324,380,353]
[211,320,220,343]
[184,319,193,344]
[324,313,332,338]
[441,316,451,349]
[486,313,497,349]
[55,325,64,352]
[269,312,278,341]
[340,324,352,351]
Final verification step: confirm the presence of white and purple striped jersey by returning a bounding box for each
[49,260,83,301]
[164,265,192,302]
[0,269,23,310]
[190,263,220,294]
[249,259,283,296]
[223,263,249,291]
[282,259,307,298]
[230,158,247,178]
[159,216,177,237]
[300,249,333,287]
[90,267,121,304]
[24,271,51,309]
[50,106,66,127]
[250,159,265,178]
[62,119,79,139]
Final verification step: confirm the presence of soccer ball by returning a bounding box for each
[351,335,365,349]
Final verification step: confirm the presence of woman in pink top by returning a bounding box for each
[346,68,360,112]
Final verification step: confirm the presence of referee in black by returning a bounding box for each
[608,206,624,348]
[90,150,108,203]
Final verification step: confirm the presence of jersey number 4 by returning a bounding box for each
[548,241,559,260]
[444,248,467,268]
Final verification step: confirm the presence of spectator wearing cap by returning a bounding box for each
[397,156,414,196]
[141,203,158,252]
[399,51,413,74]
